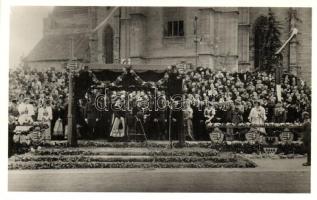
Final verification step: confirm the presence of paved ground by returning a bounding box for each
[8,158,310,193]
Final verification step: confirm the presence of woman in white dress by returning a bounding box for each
[17,97,34,125]
[248,100,267,134]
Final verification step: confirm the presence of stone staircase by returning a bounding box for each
[8,141,257,170]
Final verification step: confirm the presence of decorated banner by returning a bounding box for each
[245,129,261,144]
[279,129,294,143]
[209,128,224,144]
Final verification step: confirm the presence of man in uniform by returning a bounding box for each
[302,111,311,166]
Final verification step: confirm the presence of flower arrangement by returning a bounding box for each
[12,121,50,147]
[207,123,304,129]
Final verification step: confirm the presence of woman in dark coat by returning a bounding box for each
[52,98,66,140]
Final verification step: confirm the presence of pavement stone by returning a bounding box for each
[8,157,310,192]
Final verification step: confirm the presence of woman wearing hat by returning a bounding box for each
[52,98,66,140]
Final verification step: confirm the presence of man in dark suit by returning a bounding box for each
[84,94,99,139]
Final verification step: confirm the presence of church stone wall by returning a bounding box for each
[94,7,120,64]
[43,7,90,36]
[141,7,198,67]
[295,8,311,85]
[33,7,311,84]
[118,7,240,71]
[27,61,66,71]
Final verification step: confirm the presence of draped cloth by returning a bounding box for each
[53,118,63,137]
[109,113,125,138]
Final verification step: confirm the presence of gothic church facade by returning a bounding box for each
[26,7,311,83]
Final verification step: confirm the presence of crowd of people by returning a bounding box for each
[8,65,311,141]
[9,67,69,139]
[181,67,311,139]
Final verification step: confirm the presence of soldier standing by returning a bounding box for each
[302,111,311,166]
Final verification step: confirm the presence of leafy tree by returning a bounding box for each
[254,8,282,71]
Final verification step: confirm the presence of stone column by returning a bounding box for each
[238,8,251,72]
[213,8,239,72]
[120,7,130,62]
[129,8,146,64]
[88,7,98,63]
[113,9,121,64]
[197,8,216,69]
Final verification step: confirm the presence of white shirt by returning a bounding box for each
[17,102,34,125]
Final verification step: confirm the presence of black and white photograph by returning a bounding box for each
[2,0,314,196]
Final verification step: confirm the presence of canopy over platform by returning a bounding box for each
[87,63,168,72]
[74,64,173,98]
[86,64,168,82]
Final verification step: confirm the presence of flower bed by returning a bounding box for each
[31,147,219,157]
[8,150,256,170]
[11,155,237,163]
[9,160,256,170]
